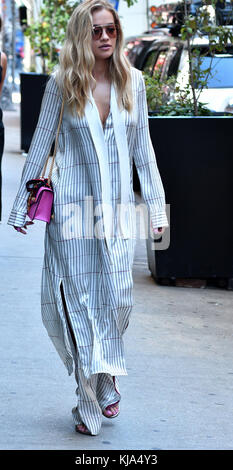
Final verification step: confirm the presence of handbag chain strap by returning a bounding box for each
[41,97,65,185]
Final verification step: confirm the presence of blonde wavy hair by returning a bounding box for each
[56,0,133,116]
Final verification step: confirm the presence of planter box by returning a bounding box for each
[146,115,233,289]
[20,73,49,152]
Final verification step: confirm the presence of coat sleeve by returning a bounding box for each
[8,74,62,227]
[133,71,169,229]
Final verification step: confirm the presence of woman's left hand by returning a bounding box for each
[152,226,166,235]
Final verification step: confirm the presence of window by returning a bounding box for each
[166,46,183,77]
[143,48,169,78]
[197,55,233,88]
[154,51,167,74]
[143,50,159,76]
[193,48,233,88]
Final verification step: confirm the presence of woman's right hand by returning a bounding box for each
[14,221,34,234]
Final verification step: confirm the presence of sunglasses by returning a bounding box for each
[92,24,118,41]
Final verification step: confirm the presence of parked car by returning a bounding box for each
[124,26,172,68]
[216,0,233,25]
[125,31,233,114]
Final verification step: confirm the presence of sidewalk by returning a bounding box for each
[0,106,233,450]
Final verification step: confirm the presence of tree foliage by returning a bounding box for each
[24,0,79,73]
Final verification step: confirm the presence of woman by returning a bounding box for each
[0,17,7,222]
[8,0,168,436]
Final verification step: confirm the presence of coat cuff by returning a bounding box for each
[150,209,169,229]
[8,210,27,227]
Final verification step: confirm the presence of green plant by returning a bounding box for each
[143,70,212,116]
[143,70,176,111]
[125,0,138,5]
[24,0,80,74]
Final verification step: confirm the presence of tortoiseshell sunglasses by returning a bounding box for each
[92,24,118,40]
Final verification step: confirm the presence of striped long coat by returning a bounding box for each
[8,67,168,379]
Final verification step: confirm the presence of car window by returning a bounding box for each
[143,50,159,75]
[166,46,183,77]
[143,48,169,78]
[195,52,233,88]
[155,51,167,75]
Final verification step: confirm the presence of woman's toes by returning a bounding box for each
[76,423,90,434]
[103,402,119,418]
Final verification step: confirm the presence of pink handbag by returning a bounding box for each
[26,181,54,223]
[26,98,64,223]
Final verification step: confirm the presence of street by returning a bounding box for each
[0,106,233,450]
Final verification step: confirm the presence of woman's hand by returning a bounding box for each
[153,227,166,235]
[14,221,34,234]
[152,226,166,235]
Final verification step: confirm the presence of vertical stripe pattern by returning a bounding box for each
[8,67,168,386]
[66,315,120,436]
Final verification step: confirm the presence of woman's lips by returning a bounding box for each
[99,44,111,49]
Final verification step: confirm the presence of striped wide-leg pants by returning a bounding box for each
[60,283,121,436]
[72,361,121,435]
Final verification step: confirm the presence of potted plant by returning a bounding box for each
[143,0,233,289]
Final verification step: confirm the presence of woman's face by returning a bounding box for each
[91,8,117,62]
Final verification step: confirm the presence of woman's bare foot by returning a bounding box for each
[75,423,91,435]
[102,401,120,418]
